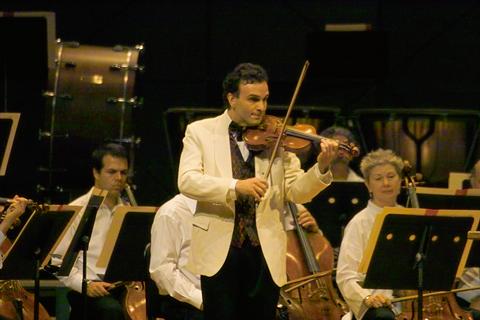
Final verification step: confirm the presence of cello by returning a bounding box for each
[119,184,147,320]
[393,163,472,320]
[279,202,348,320]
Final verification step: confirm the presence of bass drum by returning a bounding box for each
[46,42,143,140]
[41,42,144,200]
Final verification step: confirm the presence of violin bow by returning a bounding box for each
[263,60,310,180]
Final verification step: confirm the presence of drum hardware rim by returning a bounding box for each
[110,64,144,72]
[43,92,73,100]
[36,184,65,193]
[37,166,68,173]
[38,130,69,140]
[62,61,76,68]
[106,96,140,106]
[56,40,80,48]
[112,44,145,52]
[108,136,142,146]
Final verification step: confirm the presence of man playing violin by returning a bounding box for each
[177,62,338,319]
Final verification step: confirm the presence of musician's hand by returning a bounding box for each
[297,207,320,233]
[470,296,480,311]
[86,281,111,298]
[317,139,338,173]
[363,294,392,309]
[0,196,28,234]
[236,177,268,201]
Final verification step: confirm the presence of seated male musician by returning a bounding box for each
[319,126,363,182]
[53,143,129,320]
[149,193,321,320]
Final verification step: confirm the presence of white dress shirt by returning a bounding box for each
[149,194,202,310]
[0,232,6,268]
[458,267,480,303]
[336,200,395,320]
[346,168,364,182]
[53,188,125,293]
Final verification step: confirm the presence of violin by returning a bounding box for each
[243,115,359,159]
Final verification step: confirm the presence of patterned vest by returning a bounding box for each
[229,123,260,247]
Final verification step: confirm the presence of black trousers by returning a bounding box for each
[67,287,125,320]
[457,296,480,320]
[201,240,280,320]
[159,295,204,320]
[362,307,396,320]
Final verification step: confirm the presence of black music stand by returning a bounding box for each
[305,181,368,247]
[0,113,20,177]
[359,208,479,319]
[96,206,157,282]
[359,207,476,320]
[0,204,81,320]
[414,187,480,268]
[56,188,107,320]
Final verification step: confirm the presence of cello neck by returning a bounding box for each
[287,201,320,274]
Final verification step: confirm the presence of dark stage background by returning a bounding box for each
[1,1,480,207]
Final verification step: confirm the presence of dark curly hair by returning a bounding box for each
[222,63,268,107]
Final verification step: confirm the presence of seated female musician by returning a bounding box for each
[336,149,403,320]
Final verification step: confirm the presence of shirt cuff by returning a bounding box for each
[228,179,238,201]
[314,164,333,184]
[191,289,203,310]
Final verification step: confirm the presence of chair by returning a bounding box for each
[144,243,166,320]
[448,172,471,189]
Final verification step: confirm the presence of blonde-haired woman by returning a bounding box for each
[336,149,404,320]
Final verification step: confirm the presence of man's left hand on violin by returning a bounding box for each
[316,139,339,173]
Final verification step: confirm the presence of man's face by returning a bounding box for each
[227,81,269,127]
[331,134,350,164]
[93,155,128,196]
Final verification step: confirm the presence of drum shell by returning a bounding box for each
[41,43,142,199]
[45,44,141,141]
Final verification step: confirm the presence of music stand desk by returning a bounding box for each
[0,204,81,279]
[305,181,369,247]
[97,206,157,282]
[359,207,480,291]
[0,113,20,176]
[56,188,107,277]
